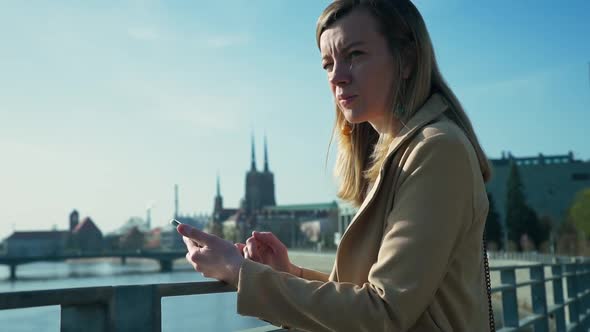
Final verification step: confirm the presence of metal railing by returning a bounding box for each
[0,281,284,332]
[490,259,590,332]
[489,251,581,265]
[2,253,590,331]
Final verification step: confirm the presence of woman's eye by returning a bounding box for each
[349,50,363,59]
[322,62,334,71]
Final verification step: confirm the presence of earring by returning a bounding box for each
[341,122,353,136]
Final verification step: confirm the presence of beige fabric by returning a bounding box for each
[237,93,490,332]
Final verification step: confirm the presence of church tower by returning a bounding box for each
[69,209,79,232]
[261,134,276,207]
[244,133,276,213]
[213,173,223,221]
[245,133,261,213]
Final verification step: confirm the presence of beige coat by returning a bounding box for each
[237,93,490,332]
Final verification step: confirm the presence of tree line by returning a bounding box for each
[485,161,590,253]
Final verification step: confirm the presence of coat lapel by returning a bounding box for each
[338,93,450,244]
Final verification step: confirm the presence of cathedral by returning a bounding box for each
[212,134,276,224]
[210,134,339,248]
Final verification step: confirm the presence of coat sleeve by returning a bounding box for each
[300,267,330,282]
[236,134,475,331]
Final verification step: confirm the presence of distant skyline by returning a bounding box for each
[1,1,589,240]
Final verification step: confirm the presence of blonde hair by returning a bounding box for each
[317,0,491,207]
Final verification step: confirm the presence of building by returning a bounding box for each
[71,217,103,252]
[207,134,344,248]
[212,134,276,222]
[212,176,240,223]
[243,135,276,213]
[486,151,590,226]
[2,210,105,256]
[119,226,144,250]
[257,202,339,248]
[4,231,69,257]
[335,200,359,246]
[144,228,162,249]
[69,210,79,231]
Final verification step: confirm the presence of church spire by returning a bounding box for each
[213,172,223,215]
[251,132,257,171]
[264,134,269,172]
[216,172,221,197]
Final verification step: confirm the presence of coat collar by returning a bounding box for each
[343,93,450,234]
[384,93,450,161]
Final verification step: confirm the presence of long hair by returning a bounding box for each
[317,0,492,207]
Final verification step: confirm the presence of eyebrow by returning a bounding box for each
[321,41,366,60]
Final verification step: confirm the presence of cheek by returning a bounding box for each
[358,80,392,117]
[329,82,336,96]
[368,68,397,108]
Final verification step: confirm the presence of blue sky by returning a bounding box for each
[1,1,589,239]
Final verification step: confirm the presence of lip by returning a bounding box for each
[337,94,357,107]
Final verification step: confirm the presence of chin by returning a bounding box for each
[342,109,367,124]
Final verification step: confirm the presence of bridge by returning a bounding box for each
[0,250,187,280]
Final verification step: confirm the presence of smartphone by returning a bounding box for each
[169,219,182,227]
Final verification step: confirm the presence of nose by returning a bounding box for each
[329,62,351,86]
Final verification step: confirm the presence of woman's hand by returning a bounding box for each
[177,224,244,287]
[244,231,301,277]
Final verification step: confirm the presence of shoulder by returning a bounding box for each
[401,117,476,168]
[391,117,484,201]
[418,117,472,150]
[395,117,488,211]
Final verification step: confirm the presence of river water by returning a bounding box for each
[0,258,271,332]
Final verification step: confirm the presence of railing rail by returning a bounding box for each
[488,251,585,264]
[0,281,281,332]
[490,259,590,332]
[2,252,590,331]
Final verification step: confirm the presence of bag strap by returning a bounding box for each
[483,231,496,331]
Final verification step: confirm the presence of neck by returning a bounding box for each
[369,116,402,136]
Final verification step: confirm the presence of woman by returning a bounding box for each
[177,0,495,330]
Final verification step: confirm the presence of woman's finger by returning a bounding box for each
[245,243,257,261]
[183,236,198,250]
[177,224,214,247]
[253,232,284,251]
[235,243,246,256]
[245,238,259,260]
[243,246,251,260]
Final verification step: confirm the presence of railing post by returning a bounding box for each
[109,285,161,332]
[9,264,16,281]
[530,265,549,332]
[501,269,519,329]
[551,264,567,332]
[580,261,590,330]
[565,263,580,325]
[62,304,108,332]
[159,259,173,272]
